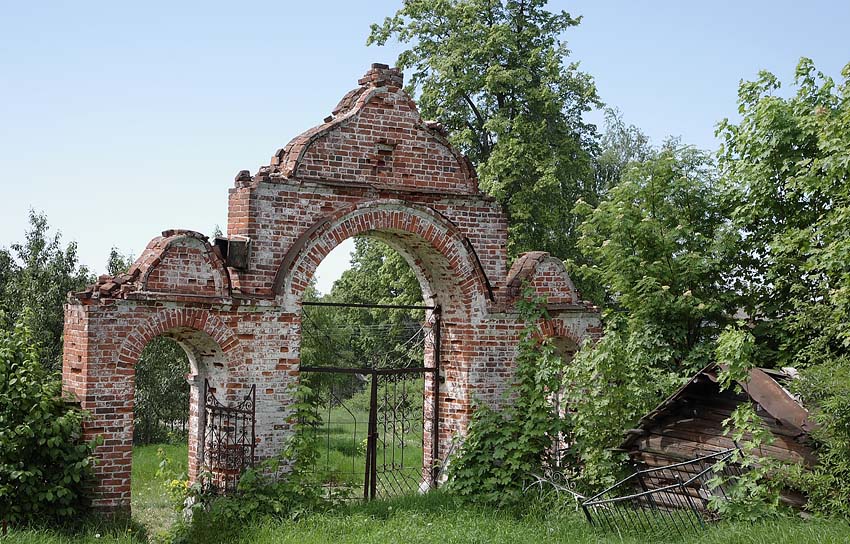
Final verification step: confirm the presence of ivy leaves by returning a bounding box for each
[445,289,567,507]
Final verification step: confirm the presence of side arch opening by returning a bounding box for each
[115,311,245,515]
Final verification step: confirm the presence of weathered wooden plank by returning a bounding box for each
[634,434,811,465]
[650,425,815,462]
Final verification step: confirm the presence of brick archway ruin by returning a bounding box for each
[63,63,601,512]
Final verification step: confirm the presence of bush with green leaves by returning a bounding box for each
[0,315,98,525]
[784,358,850,518]
[564,318,683,491]
[170,384,327,543]
[445,291,566,507]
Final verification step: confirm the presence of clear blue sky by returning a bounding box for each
[2,1,848,292]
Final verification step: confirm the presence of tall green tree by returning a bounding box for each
[368,0,600,260]
[593,108,652,195]
[0,212,92,371]
[576,143,737,369]
[719,58,850,369]
[718,59,850,517]
[330,238,422,308]
[134,337,189,444]
[105,247,134,277]
[565,144,734,489]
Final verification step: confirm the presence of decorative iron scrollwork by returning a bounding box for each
[202,380,256,493]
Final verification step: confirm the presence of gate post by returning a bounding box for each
[431,306,441,487]
[366,368,379,500]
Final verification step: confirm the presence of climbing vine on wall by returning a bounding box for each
[445,287,564,507]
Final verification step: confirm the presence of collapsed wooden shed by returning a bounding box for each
[618,363,817,509]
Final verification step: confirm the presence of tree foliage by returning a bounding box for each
[564,318,682,490]
[301,238,425,371]
[720,59,850,369]
[717,58,850,518]
[134,338,190,445]
[576,144,738,370]
[592,108,653,196]
[369,0,600,260]
[0,212,92,371]
[0,315,97,524]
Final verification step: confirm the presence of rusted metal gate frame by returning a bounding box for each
[300,300,441,500]
[201,379,257,493]
[580,448,744,535]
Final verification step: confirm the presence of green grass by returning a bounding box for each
[2,444,186,543]
[191,492,850,544]
[4,445,849,544]
[130,443,187,538]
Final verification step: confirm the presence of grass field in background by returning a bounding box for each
[4,445,849,544]
[131,443,187,538]
[310,377,425,499]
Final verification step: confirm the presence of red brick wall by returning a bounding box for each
[62,63,601,512]
[141,240,225,296]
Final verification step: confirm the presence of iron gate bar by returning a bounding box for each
[368,368,378,500]
[432,306,441,487]
[579,447,741,536]
[303,300,436,311]
[299,302,440,501]
[202,380,256,494]
[301,366,437,375]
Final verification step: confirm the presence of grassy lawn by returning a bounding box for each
[311,376,425,499]
[4,444,849,543]
[229,494,850,544]
[130,443,187,538]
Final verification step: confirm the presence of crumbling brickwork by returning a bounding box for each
[62,64,600,513]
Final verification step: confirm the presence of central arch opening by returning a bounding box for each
[299,236,439,500]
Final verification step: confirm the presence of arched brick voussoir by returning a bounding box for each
[274,200,493,308]
[116,309,241,370]
[135,230,232,298]
[506,251,580,306]
[536,318,585,350]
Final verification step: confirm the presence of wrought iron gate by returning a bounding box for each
[299,301,440,501]
[202,380,256,493]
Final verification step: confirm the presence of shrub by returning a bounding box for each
[0,315,98,525]
[784,358,850,518]
[445,291,566,507]
[169,384,327,543]
[564,317,682,491]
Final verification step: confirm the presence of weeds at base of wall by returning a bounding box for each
[162,384,330,543]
